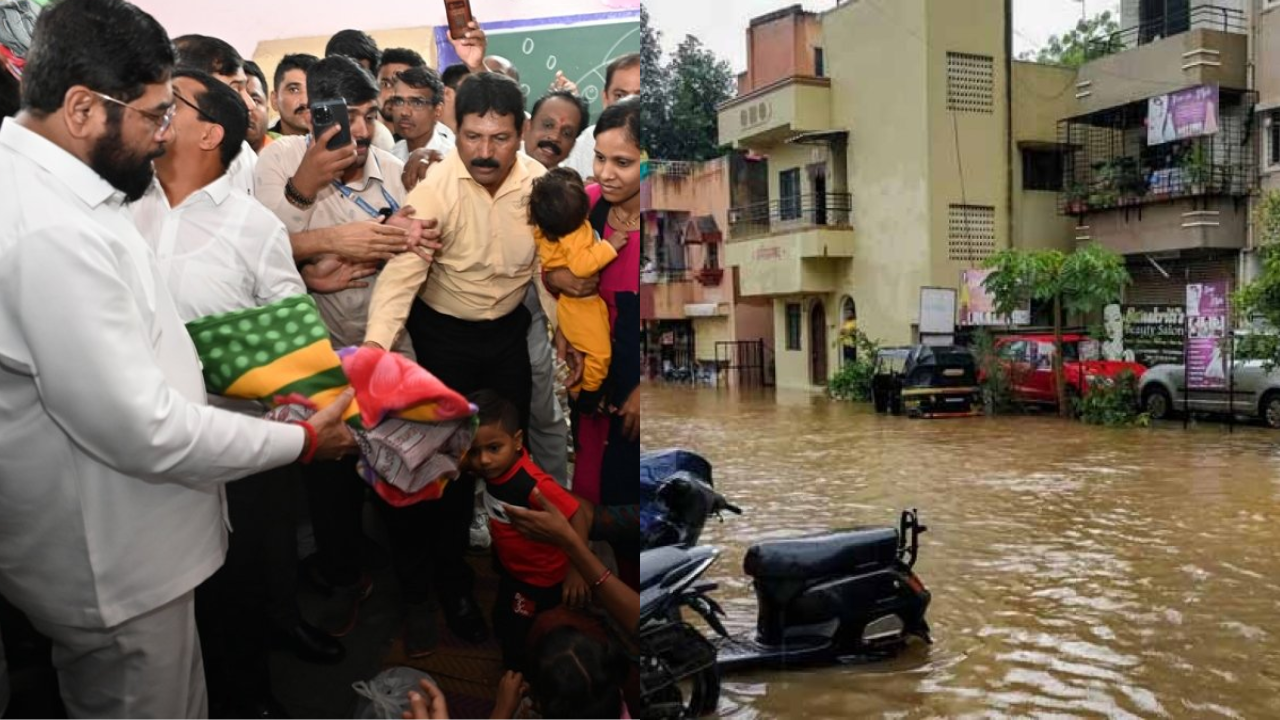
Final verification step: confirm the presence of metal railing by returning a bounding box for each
[728,192,852,240]
[1109,5,1246,49]
[649,160,696,179]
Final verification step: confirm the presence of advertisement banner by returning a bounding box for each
[1102,304,1186,367]
[958,269,1030,326]
[1185,282,1229,390]
[1147,84,1220,146]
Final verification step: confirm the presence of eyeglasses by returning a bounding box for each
[173,89,218,124]
[94,91,176,134]
[386,96,436,111]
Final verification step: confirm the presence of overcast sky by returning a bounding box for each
[647,0,1122,72]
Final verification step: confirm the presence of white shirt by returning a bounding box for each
[372,120,396,152]
[391,124,455,163]
[562,123,596,178]
[225,140,257,195]
[132,175,305,322]
[0,121,303,629]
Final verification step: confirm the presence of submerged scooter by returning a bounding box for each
[639,449,932,714]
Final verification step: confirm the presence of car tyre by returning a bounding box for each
[1261,392,1280,429]
[1142,386,1173,421]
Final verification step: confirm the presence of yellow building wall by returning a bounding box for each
[1011,61,1078,253]
[693,317,732,362]
[773,298,811,390]
[923,0,1010,325]
[824,0,931,353]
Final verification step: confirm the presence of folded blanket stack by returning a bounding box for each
[187,295,476,505]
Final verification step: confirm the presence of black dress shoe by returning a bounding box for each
[442,594,489,644]
[274,620,346,664]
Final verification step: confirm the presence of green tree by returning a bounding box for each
[1020,10,1121,68]
[1234,191,1280,365]
[982,244,1130,416]
[640,5,667,153]
[641,15,735,162]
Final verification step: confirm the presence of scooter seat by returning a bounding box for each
[640,546,695,591]
[744,527,899,580]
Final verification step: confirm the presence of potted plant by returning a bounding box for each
[1065,181,1089,215]
[1180,143,1211,195]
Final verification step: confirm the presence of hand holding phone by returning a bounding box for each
[309,98,351,151]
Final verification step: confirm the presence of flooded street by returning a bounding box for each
[642,385,1280,719]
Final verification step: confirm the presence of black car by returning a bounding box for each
[874,344,981,418]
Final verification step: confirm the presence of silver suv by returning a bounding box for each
[1139,337,1280,427]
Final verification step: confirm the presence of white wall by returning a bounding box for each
[131,0,638,59]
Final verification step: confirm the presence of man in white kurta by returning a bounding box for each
[0,1,353,715]
[130,69,319,715]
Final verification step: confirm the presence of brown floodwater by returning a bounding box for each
[641,384,1280,719]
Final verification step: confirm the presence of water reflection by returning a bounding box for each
[642,385,1280,719]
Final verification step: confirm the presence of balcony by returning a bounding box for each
[729,192,853,239]
[1058,90,1255,216]
[717,76,833,148]
[1076,196,1247,255]
[724,193,854,297]
[1072,6,1246,116]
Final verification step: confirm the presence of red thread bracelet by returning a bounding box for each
[591,568,612,589]
[294,421,318,464]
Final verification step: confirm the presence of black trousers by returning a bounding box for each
[383,299,533,605]
[195,464,301,707]
[493,570,561,672]
[305,455,365,586]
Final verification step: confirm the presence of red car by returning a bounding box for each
[991,334,1147,407]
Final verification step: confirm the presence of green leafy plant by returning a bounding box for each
[1235,190,1280,368]
[828,331,880,402]
[970,329,1014,414]
[1180,142,1211,192]
[983,244,1130,417]
[1076,370,1149,427]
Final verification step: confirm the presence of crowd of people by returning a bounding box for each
[0,0,640,717]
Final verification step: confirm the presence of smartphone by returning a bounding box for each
[444,0,474,40]
[309,98,351,151]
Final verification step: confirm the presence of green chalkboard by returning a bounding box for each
[435,11,639,120]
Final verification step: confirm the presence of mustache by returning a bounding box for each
[356,138,372,149]
[470,157,500,169]
[536,139,562,155]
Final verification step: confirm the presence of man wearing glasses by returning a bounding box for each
[375,47,426,141]
[388,65,453,165]
[0,1,358,716]
[130,69,322,717]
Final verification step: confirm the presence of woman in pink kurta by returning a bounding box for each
[569,99,641,588]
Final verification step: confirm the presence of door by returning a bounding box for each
[998,340,1032,401]
[810,301,828,386]
[810,167,828,226]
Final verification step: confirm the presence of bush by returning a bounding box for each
[971,329,1014,414]
[1076,370,1149,427]
[828,331,879,402]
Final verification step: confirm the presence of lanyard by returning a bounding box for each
[331,178,399,219]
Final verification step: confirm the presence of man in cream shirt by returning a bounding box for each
[0,2,354,716]
[365,72,554,646]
